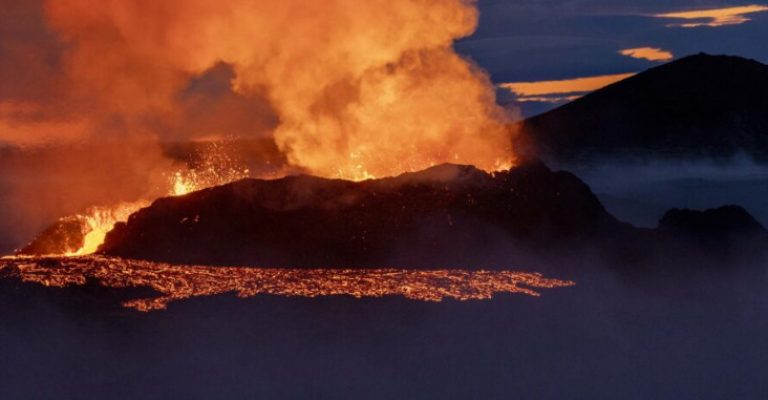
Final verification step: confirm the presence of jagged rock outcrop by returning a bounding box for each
[99,161,623,267]
[659,205,767,241]
[18,161,767,270]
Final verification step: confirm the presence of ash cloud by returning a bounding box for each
[4,0,512,176]
[0,0,518,251]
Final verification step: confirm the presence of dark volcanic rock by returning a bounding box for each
[100,162,623,267]
[18,161,768,270]
[517,54,768,162]
[601,205,768,271]
[659,205,768,243]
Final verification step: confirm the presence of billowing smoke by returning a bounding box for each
[0,0,515,252]
[40,0,513,179]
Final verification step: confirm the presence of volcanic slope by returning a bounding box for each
[91,161,768,269]
[517,54,768,162]
[98,162,624,267]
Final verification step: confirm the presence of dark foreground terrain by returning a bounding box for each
[1,253,766,399]
[4,160,768,399]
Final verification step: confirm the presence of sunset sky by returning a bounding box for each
[460,1,768,116]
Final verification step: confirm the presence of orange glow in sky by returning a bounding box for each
[654,5,768,27]
[499,73,635,101]
[620,47,674,62]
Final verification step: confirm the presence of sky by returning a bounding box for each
[460,0,768,116]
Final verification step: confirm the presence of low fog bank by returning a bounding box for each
[1,253,766,399]
[552,154,768,228]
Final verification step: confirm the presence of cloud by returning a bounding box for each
[653,4,768,28]
[0,102,89,146]
[0,0,515,180]
[512,95,583,104]
[499,73,635,103]
[619,47,673,61]
[0,0,524,252]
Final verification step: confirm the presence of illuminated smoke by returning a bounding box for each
[43,0,515,179]
[1,0,516,252]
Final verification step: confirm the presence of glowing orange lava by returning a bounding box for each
[0,256,575,312]
[62,173,211,257]
[60,143,253,256]
[66,201,150,256]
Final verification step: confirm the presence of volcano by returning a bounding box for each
[96,161,621,267]
[517,54,768,162]
[19,160,767,270]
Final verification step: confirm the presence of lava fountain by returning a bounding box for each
[15,0,519,257]
[59,158,251,257]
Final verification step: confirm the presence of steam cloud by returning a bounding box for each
[0,0,516,251]
[2,0,513,178]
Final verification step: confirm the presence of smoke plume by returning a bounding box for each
[0,0,515,251]
[40,0,513,178]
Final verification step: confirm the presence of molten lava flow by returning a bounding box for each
[58,141,253,256]
[66,169,239,256]
[63,174,207,256]
[0,256,575,312]
[67,201,150,256]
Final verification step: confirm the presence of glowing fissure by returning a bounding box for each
[58,176,194,256]
[0,256,575,312]
[67,200,150,256]
[49,141,254,256]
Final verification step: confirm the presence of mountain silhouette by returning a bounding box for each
[97,161,623,267]
[91,161,766,269]
[17,160,767,269]
[516,54,768,161]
